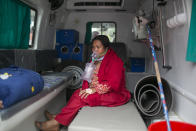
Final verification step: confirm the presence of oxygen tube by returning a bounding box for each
[81,48,108,83]
[146,25,172,131]
[92,48,108,62]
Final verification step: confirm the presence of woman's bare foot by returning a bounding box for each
[35,119,59,131]
[0,100,3,109]
[44,110,56,120]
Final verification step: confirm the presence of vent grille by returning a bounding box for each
[67,0,124,10]
[74,2,122,7]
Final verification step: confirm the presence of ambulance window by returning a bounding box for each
[91,22,116,42]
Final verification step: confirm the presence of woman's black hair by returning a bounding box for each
[91,35,110,48]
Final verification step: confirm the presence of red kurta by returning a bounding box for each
[55,48,131,126]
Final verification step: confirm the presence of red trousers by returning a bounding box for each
[55,88,130,126]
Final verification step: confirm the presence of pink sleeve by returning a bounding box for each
[90,74,110,94]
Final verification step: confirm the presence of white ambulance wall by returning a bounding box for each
[163,0,196,124]
[35,1,52,49]
[63,12,148,58]
[142,0,196,124]
[21,0,50,49]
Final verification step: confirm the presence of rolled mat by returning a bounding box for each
[134,75,172,118]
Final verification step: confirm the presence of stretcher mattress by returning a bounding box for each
[69,102,147,131]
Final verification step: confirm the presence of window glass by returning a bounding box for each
[29,9,37,47]
[91,22,116,42]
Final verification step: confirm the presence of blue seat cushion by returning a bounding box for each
[0,66,44,109]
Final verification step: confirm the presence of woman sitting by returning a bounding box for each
[35,35,131,131]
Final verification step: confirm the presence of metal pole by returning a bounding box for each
[146,25,172,131]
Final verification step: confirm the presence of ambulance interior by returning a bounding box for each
[0,0,196,131]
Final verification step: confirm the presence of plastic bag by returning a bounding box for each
[81,62,96,83]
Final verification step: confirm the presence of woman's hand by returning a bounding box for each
[79,88,96,99]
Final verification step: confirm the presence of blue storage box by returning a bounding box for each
[130,57,145,72]
[0,66,44,108]
[56,29,79,44]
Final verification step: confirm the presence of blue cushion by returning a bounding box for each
[0,66,44,109]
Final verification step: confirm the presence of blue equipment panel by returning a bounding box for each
[72,43,83,62]
[56,43,83,62]
[130,57,145,72]
[56,29,79,44]
[56,43,72,60]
